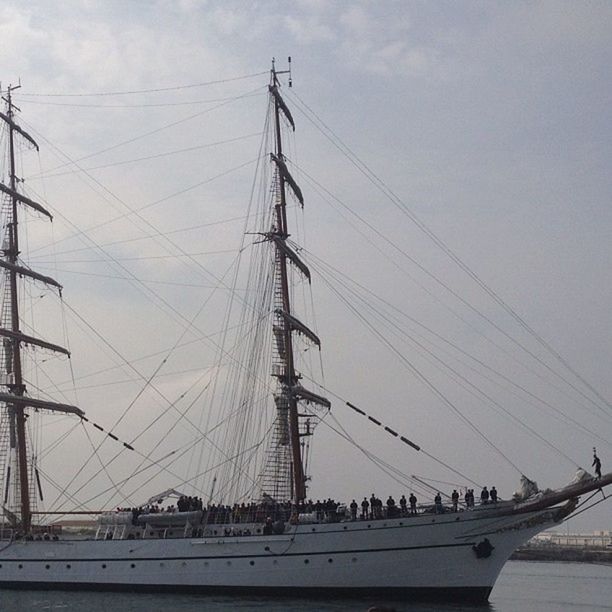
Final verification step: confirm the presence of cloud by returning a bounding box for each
[284,14,335,45]
[333,3,438,77]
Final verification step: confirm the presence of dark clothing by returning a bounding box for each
[361,498,369,519]
[434,493,442,513]
[593,455,602,479]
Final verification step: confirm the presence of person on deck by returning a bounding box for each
[490,486,498,503]
[593,450,602,480]
[480,486,489,505]
[409,493,417,515]
[263,517,274,535]
[386,495,396,518]
[451,489,459,512]
[361,497,369,520]
[434,492,442,514]
[399,494,407,516]
[350,499,358,521]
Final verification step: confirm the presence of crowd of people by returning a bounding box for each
[116,486,502,531]
[120,498,312,526]
[347,486,501,520]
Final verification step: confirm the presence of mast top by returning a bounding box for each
[271,57,292,88]
[1,83,22,114]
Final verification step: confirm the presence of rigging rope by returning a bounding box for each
[34,131,263,180]
[25,85,265,178]
[288,90,612,419]
[15,71,269,97]
[303,251,590,465]
[294,164,612,429]
[15,92,265,109]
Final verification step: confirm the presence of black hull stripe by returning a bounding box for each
[0,541,476,563]
[0,581,493,602]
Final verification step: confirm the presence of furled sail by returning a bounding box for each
[291,384,331,409]
[0,393,83,417]
[271,235,310,281]
[275,309,321,347]
[271,154,304,207]
[273,394,290,444]
[0,182,53,220]
[268,85,295,131]
[0,328,70,357]
[272,325,286,359]
[0,111,39,151]
[0,260,62,290]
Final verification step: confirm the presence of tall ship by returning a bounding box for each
[0,64,610,602]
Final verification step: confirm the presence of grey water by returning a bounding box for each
[0,561,610,611]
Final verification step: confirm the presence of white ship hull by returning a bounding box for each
[0,506,563,602]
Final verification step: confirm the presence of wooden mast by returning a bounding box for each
[270,60,307,502]
[4,85,32,533]
[0,86,81,532]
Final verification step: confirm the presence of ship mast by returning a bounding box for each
[0,85,83,533]
[268,60,329,503]
[4,85,31,533]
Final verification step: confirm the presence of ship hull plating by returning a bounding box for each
[0,508,558,602]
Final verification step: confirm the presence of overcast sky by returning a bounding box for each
[1,1,611,532]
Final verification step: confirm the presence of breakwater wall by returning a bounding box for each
[511,545,612,564]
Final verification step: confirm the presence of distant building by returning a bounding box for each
[531,530,611,548]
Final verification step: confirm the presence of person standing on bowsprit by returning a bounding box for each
[593,449,602,480]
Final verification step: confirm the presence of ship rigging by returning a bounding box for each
[0,63,609,601]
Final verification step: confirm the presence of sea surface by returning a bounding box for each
[0,561,610,611]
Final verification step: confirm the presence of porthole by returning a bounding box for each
[264,546,270,551]
[45,565,50,570]
[182,561,187,567]
[102,564,107,569]
[327,558,333,563]
[304,559,309,564]
[383,523,387,527]
[351,557,357,563]
[66,564,71,569]
[160,562,164,567]
[226,561,232,566]
[18,564,22,569]
[204,562,209,567]
[311,528,316,532]
[249,561,255,566]
[130,563,135,569]
[367,524,371,528]
[399,522,403,526]
[343,526,347,530]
